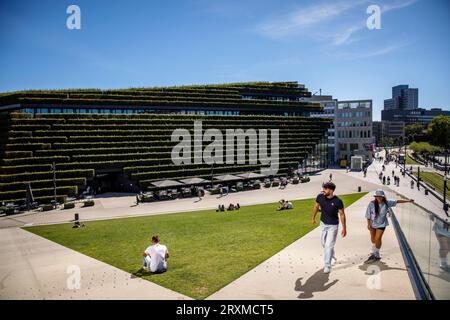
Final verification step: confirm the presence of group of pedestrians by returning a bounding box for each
[312,181,413,274]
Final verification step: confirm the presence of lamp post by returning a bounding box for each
[52,162,57,204]
[403,136,407,176]
[417,166,420,191]
[444,149,448,213]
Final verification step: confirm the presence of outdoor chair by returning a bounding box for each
[182,187,192,197]
[272,178,280,187]
[169,189,180,199]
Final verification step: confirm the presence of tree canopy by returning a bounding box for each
[427,115,450,149]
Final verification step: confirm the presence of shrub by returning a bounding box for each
[63,202,75,209]
[83,200,95,207]
[41,204,54,211]
[300,176,310,183]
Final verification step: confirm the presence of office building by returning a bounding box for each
[336,100,374,162]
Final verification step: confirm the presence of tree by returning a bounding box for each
[427,115,450,149]
[405,123,423,138]
[381,137,394,148]
[410,141,441,156]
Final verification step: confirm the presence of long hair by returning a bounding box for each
[372,197,386,217]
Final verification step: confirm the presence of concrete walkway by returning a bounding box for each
[347,151,449,222]
[0,168,416,300]
[207,193,415,300]
[0,227,190,300]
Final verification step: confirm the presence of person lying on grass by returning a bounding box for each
[142,235,169,273]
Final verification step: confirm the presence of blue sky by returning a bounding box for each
[0,0,449,120]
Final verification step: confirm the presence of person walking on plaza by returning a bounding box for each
[312,182,347,274]
[364,190,414,263]
[329,172,333,181]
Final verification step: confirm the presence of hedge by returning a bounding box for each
[83,200,95,207]
[5,143,51,151]
[0,186,78,201]
[0,177,86,191]
[0,169,94,183]
[7,136,67,144]
[2,156,70,166]
[35,141,313,157]
[1,195,67,205]
[0,164,53,175]
[133,162,297,182]
[63,202,75,209]
[4,151,33,158]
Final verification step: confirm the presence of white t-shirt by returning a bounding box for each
[145,243,168,272]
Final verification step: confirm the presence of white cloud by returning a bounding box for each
[335,42,409,59]
[255,0,419,46]
[255,1,363,39]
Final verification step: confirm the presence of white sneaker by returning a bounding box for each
[323,266,331,274]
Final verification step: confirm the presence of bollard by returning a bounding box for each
[358,186,361,192]
[74,213,79,221]
[424,189,428,195]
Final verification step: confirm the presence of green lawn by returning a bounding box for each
[406,153,419,165]
[25,192,366,299]
[413,171,450,198]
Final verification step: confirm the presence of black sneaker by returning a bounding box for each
[364,254,378,264]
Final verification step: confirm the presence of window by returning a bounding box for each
[339,143,347,151]
[350,143,359,151]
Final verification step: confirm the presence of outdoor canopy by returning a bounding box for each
[236,172,267,179]
[151,180,184,188]
[213,174,243,182]
[178,177,210,185]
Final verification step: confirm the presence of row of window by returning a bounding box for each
[22,107,312,117]
[241,95,296,102]
[337,111,371,118]
[23,108,242,116]
[338,102,371,109]
[336,121,370,127]
[337,130,371,139]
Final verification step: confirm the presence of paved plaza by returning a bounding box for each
[1,158,436,299]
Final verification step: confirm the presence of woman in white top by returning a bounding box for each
[364,189,413,263]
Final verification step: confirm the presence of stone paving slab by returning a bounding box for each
[0,227,190,300]
[207,193,415,300]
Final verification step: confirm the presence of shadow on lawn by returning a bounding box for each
[295,269,339,299]
[131,268,166,278]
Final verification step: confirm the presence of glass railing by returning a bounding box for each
[387,191,450,299]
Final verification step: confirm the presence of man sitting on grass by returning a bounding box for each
[142,235,169,273]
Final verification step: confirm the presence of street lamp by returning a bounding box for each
[444,149,449,213]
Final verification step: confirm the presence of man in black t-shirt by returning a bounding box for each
[312,182,347,274]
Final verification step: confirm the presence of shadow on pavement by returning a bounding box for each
[358,260,406,273]
[294,269,339,299]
